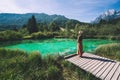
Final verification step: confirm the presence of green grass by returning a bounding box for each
[0,48,100,80]
[94,43,120,61]
[0,30,23,41]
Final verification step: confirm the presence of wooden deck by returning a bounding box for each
[65,53,120,80]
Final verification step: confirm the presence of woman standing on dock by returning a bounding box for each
[77,31,83,57]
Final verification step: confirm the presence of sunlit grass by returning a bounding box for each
[94,43,120,61]
[0,48,100,80]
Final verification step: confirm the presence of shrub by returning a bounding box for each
[94,43,120,61]
[31,31,56,39]
[43,55,57,65]
[28,52,42,68]
[0,30,23,41]
[0,48,63,80]
[46,65,61,80]
[0,48,100,80]
[31,32,45,39]
[0,48,27,59]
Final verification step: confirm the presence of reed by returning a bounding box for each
[94,43,120,61]
[0,48,100,80]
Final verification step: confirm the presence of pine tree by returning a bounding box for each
[27,15,38,34]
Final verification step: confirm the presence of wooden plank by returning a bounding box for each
[76,54,102,68]
[86,53,115,63]
[86,54,108,71]
[92,61,108,75]
[82,54,104,68]
[86,60,102,71]
[77,58,92,67]
[67,56,92,69]
[84,55,108,71]
[90,61,104,72]
[118,75,120,80]
[65,53,120,80]
[67,53,91,62]
[100,62,115,80]
[105,62,119,80]
[68,55,90,64]
[81,55,102,70]
[80,59,96,69]
[96,61,112,78]
[76,56,94,68]
[83,59,100,70]
[67,56,84,66]
[85,53,105,59]
[71,57,90,67]
[64,54,77,59]
[67,53,96,68]
[111,63,120,80]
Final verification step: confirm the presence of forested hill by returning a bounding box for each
[0,13,67,26]
[0,13,86,30]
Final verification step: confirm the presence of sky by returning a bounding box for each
[0,0,120,22]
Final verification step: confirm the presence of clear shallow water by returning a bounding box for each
[0,38,119,55]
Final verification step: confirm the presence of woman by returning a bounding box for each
[77,31,83,57]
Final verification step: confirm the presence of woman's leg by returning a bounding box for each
[77,43,81,56]
[77,43,80,55]
[77,43,79,55]
[79,42,83,56]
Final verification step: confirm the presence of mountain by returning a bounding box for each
[92,9,120,24]
[0,13,69,27]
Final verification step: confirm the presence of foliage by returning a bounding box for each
[0,30,23,41]
[0,13,120,40]
[75,22,120,40]
[0,48,100,80]
[46,65,61,80]
[27,15,38,34]
[31,31,58,39]
[94,43,120,61]
[19,28,29,36]
[0,13,68,28]
[0,48,63,80]
[48,21,60,32]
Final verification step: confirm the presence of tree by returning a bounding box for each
[27,15,38,34]
[22,24,27,28]
[48,21,60,32]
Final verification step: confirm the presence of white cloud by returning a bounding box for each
[0,0,119,22]
[13,0,60,14]
[0,0,27,13]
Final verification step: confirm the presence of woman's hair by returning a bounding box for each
[78,31,83,34]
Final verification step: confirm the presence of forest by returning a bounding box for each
[0,15,120,41]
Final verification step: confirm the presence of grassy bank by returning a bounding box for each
[1,30,120,42]
[0,30,23,41]
[94,43,120,61]
[0,48,99,80]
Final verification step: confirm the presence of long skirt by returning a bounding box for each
[77,42,83,56]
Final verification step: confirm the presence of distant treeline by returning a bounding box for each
[0,15,120,41]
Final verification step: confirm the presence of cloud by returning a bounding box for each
[13,0,60,14]
[0,0,27,13]
[0,0,119,22]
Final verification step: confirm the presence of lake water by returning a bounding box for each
[0,38,119,56]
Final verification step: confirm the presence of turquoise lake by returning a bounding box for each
[0,38,119,55]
